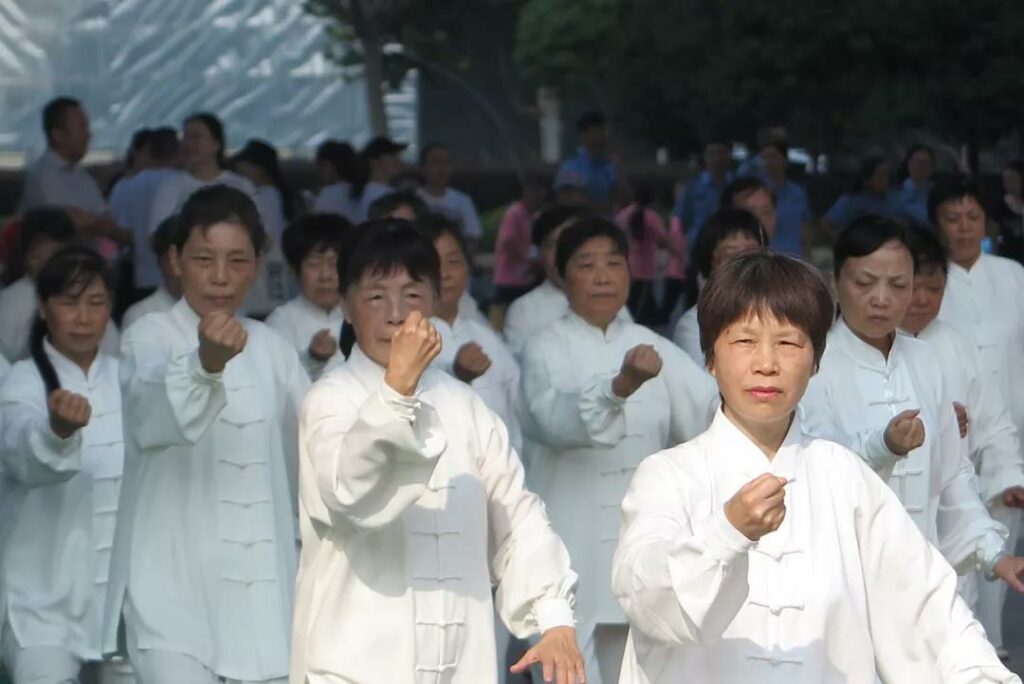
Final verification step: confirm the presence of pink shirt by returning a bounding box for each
[494,200,535,287]
[666,216,687,279]
[616,204,666,281]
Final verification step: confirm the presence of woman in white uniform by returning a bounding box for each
[266,213,351,381]
[931,176,1024,653]
[613,251,1017,683]
[0,246,125,683]
[421,214,523,451]
[519,217,718,684]
[291,219,584,683]
[802,216,1024,592]
[671,208,767,366]
[105,186,310,684]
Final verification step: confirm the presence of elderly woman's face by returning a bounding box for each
[565,235,629,328]
[343,266,435,366]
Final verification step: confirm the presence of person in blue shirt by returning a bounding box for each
[823,156,901,235]
[556,111,627,215]
[758,140,812,256]
[673,139,734,250]
[895,144,935,225]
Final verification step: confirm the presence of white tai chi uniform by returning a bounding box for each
[265,296,345,382]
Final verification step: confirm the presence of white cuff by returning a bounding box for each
[379,381,421,423]
[534,597,575,633]
[704,507,755,566]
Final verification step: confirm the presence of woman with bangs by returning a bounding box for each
[292,219,583,683]
[0,246,125,682]
[613,251,1016,683]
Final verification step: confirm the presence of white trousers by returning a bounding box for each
[978,502,1022,648]
[1,618,133,684]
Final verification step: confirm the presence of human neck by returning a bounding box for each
[723,404,792,460]
[190,161,222,182]
[435,301,458,325]
[954,252,982,271]
[50,338,98,375]
[708,169,727,184]
[303,293,337,314]
[849,321,895,359]
[424,182,446,196]
[50,146,78,167]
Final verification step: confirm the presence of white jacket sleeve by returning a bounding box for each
[963,344,1024,503]
[120,327,229,450]
[852,455,1019,683]
[659,341,718,445]
[473,394,577,638]
[0,388,82,487]
[520,337,628,448]
[671,310,705,367]
[301,380,445,532]
[801,374,901,478]
[612,455,753,646]
[933,392,1009,575]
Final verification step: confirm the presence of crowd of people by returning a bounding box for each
[0,97,1023,684]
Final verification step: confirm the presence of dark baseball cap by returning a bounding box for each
[362,136,408,159]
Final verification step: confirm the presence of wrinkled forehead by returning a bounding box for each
[721,307,807,337]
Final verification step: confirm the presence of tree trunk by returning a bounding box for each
[362,33,389,136]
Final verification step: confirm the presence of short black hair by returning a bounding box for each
[316,139,356,182]
[151,214,179,258]
[129,128,154,155]
[175,185,267,255]
[576,111,606,132]
[852,156,887,193]
[692,208,767,279]
[720,176,776,209]
[42,97,82,142]
[532,205,590,247]
[418,212,469,261]
[149,127,180,164]
[281,213,352,273]
[698,251,834,370]
[367,190,429,221]
[834,215,918,277]
[338,219,441,296]
[905,223,948,277]
[18,206,75,259]
[903,144,935,170]
[419,142,449,167]
[555,216,629,279]
[928,174,987,226]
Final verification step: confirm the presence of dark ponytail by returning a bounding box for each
[339,320,356,359]
[32,245,114,397]
[29,317,60,395]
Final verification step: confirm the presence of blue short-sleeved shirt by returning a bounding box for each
[673,170,734,250]
[825,191,901,229]
[770,180,812,256]
[557,148,617,204]
[894,178,931,226]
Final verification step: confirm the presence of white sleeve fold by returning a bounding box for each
[0,398,83,487]
[476,395,577,638]
[305,382,445,532]
[612,457,752,647]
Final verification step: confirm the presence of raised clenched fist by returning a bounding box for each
[612,344,663,398]
[384,311,443,396]
[453,342,491,384]
[48,389,92,439]
[198,311,247,374]
[724,472,788,541]
[308,328,339,363]
[884,409,925,456]
[953,401,969,439]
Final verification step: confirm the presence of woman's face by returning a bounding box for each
[434,232,468,315]
[343,267,435,367]
[901,265,945,336]
[182,120,221,169]
[836,239,914,343]
[866,162,891,195]
[710,312,814,432]
[733,188,777,239]
[236,159,268,187]
[565,236,630,328]
[40,275,111,363]
[935,196,985,267]
[171,222,259,318]
[300,247,340,311]
[908,150,934,185]
[711,233,762,273]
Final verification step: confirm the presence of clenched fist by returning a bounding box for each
[453,342,491,384]
[308,328,339,362]
[612,344,663,398]
[384,311,442,396]
[953,402,969,439]
[884,409,925,456]
[724,472,788,541]
[48,389,92,439]
[198,311,247,374]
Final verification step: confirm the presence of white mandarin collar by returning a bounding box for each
[347,343,386,385]
[296,295,342,321]
[565,309,629,342]
[706,407,804,483]
[43,337,108,386]
[832,316,906,374]
[170,296,202,331]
